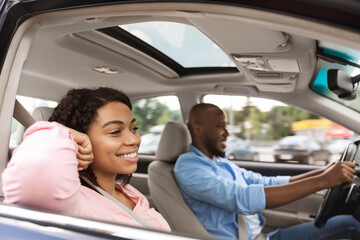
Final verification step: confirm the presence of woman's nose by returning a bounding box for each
[124,130,141,145]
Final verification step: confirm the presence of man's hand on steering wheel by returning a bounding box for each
[315,142,360,228]
[319,161,356,189]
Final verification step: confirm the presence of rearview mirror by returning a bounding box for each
[328,69,359,100]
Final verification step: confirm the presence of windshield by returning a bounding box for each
[311,42,360,111]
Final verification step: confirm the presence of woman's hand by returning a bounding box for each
[68,128,94,171]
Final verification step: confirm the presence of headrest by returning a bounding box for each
[32,107,54,121]
[156,121,191,162]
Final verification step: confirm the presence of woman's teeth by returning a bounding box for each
[118,152,137,158]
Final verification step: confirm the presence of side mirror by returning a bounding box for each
[328,69,360,100]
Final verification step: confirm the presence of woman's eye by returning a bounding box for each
[132,126,139,132]
[110,130,121,135]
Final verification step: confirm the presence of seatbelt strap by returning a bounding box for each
[80,176,152,229]
[254,233,266,240]
[218,162,249,240]
[238,214,249,240]
[13,99,35,128]
[238,214,267,240]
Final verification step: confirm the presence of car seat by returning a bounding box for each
[32,106,54,121]
[147,121,211,237]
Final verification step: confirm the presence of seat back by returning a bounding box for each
[148,121,210,237]
[32,106,54,121]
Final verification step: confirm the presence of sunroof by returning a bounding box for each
[119,21,235,68]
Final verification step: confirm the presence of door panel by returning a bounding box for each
[262,191,325,233]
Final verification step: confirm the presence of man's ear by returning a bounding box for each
[193,123,203,137]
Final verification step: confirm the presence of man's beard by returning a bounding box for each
[204,137,225,158]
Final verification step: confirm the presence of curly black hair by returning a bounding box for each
[48,87,133,186]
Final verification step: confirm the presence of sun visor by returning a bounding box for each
[188,17,291,54]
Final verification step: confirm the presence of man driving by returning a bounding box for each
[174,103,360,240]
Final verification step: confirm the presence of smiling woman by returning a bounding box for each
[2,87,170,232]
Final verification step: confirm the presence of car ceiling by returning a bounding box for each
[8,2,360,128]
[16,3,318,100]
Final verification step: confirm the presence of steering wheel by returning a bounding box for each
[314,141,360,228]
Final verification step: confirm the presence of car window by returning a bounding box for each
[132,96,182,155]
[203,94,358,165]
[279,136,307,145]
[9,96,58,156]
[16,95,58,115]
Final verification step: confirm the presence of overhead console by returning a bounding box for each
[188,16,317,93]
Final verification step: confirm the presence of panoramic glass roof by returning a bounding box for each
[119,21,235,68]
[311,42,360,112]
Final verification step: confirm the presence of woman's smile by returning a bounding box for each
[116,151,139,163]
